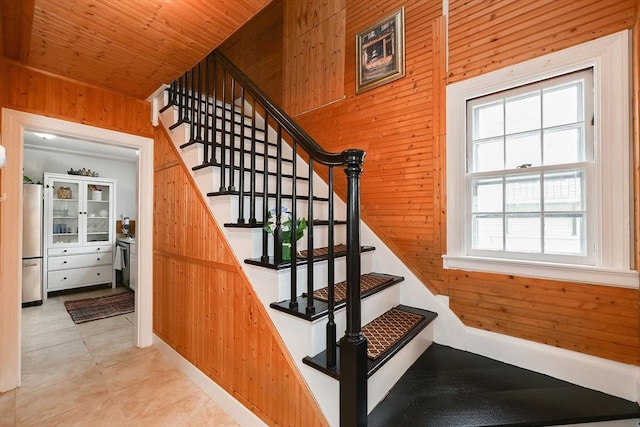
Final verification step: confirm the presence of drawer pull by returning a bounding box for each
[97,258,101,261]
[63,261,67,264]
[97,273,101,276]
[63,277,67,280]
[63,250,67,253]
[96,248,101,251]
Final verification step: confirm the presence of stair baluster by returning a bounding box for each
[210,58,218,164]
[182,73,189,124]
[305,158,316,316]
[290,138,299,310]
[260,111,270,263]
[249,98,258,224]
[237,87,246,224]
[188,66,197,143]
[228,77,237,192]
[326,167,336,368]
[203,55,212,166]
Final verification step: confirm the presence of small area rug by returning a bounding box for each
[64,291,134,324]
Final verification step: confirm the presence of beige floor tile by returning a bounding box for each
[0,390,16,427]
[21,325,82,353]
[32,398,127,427]
[15,367,110,425]
[112,370,201,423]
[21,302,68,326]
[83,325,140,368]
[129,391,240,427]
[19,356,98,395]
[76,315,133,339]
[124,311,137,326]
[98,347,176,393]
[21,314,76,339]
[20,339,95,392]
[83,324,134,350]
[22,338,91,372]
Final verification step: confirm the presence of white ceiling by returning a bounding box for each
[23,130,138,162]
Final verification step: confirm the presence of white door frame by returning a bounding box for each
[0,109,154,392]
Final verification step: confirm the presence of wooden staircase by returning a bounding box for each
[151,50,439,426]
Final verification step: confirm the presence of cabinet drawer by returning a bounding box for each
[48,253,113,271]
[47,265,113,290]
[48,245,112,256]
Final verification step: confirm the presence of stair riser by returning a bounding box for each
[187,142,324,194]
[181,144,327,204]
[253,275,402,360]
[240,251,375,301]
[203,192,338,227]
[368,325,434,412]
[309,284,402,356]
[166,104,317,184]
[228,227,349,258]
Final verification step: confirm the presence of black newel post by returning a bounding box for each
[340,149,367,427]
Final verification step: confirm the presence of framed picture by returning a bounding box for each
[356,7,405,94]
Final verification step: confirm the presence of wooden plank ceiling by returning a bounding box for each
[0,0,271,99]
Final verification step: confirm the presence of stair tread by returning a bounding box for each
[270,272,404,321]
[225,219,347,228]
[302,305,438,379]
[245,245,375,270]
[308,272,398,304]
[207,190,329,202]
[363,308,425,360]
[192,161,310,181]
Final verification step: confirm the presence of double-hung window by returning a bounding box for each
[444,31,637,288]
[468,69,593,264]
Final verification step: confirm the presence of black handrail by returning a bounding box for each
[165,49,368,426]
[210,51,355,167]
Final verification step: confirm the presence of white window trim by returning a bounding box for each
[444,30,638,289]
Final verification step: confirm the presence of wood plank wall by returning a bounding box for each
[283,0,346,115]
[0,60,153,137]
[152,126,328,427]
[228,0,638,365]
[220,0,285,105]
[447,0,637,84]
[296,0,447,293]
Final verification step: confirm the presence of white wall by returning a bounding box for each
[23,148,138,221]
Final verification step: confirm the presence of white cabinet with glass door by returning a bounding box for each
[44,173,116,293]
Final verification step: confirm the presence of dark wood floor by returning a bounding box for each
[369,344,640,427]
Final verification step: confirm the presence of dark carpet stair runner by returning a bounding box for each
[303,305,438,379]
[270,271,405,321]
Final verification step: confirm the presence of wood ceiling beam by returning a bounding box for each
[0,0,35,61]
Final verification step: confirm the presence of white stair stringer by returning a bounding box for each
[155,93,443,426]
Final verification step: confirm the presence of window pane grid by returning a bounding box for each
[470,168,587,256]
[469,74,589,174]
[467,69,592,260]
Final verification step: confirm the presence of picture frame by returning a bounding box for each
[355,7,405,94]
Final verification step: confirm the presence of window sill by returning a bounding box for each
[442,255,638,288]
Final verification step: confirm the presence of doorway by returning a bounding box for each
[0,109,154,392]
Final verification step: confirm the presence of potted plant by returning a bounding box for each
[264,206,307,261]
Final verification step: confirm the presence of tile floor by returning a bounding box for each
[0,286,240,427]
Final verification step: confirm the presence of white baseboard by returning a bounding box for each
[461,327,640,403]
[153,334,267,427]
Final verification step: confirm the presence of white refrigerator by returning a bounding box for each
[22,183,43,306]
